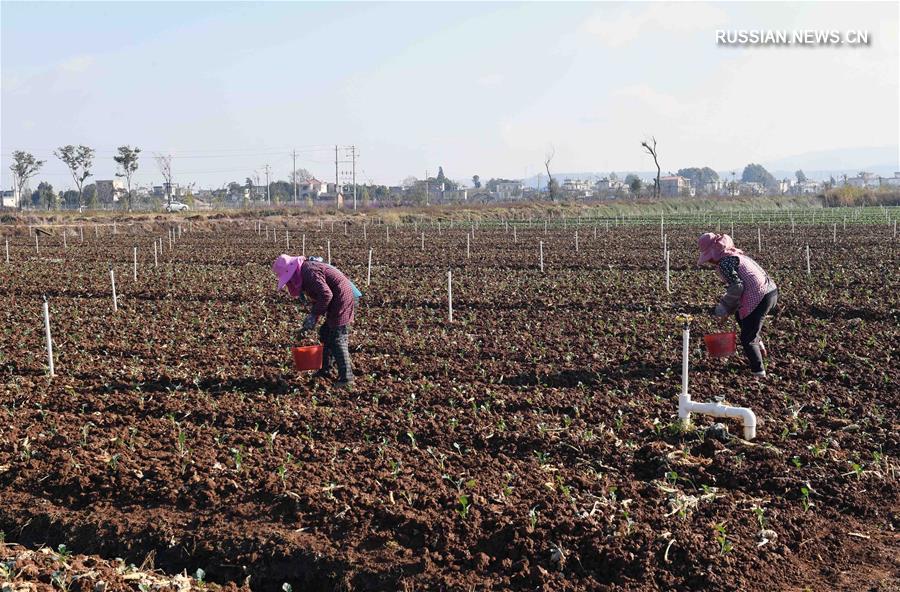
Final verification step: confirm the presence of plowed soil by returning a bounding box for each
[2,215,898,591]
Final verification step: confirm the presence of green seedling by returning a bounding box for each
[457,494,470,518]
[713,523,733,554]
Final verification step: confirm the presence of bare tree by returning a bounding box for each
[9,151,45,210]
[544,145,557,201]
[641,137,661,199]
[288,168,313,185]
[155,154,173,206]
[114,146,141,211]
[54,145,95,208]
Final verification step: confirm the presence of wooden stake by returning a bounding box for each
[43,296,54,377]
[447,270,453,323]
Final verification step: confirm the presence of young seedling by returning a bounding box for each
[800,486,811,511]
[457,494,471,518]
[713,522,733,554]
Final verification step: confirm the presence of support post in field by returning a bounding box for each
[833,223,836,244]
[344,222,348,236]
[110,265,118,313]
[302,234,306,256]
[665,249,671,294]
[593,225,597,240]
[133,247,137,282]
[663,234,667,259]
[513,225,517,243]
[466,233,470,259]
[386,226,390,244]
[421,232,425,252]
[266,226,270,241]
[286,230,290,251]
[63,232,67,249]
[367,247,373,287]
[4,239,8,264]
[43,295,54,378]
[363,224,367,242]
[757,227,762,252]
[35,233,39,255]
[544,220,548,234]
[327,240,331,265]
[80,226,83,243]
[575,231,579,253]
[731,221,734,238]
[273,227,277,243]
[539,241,544,272]
[806,244,811,276]
[153,241,158,268]
[447,270,453,323]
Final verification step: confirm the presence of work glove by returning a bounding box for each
[302,313,319,331]
[713,303,728,317]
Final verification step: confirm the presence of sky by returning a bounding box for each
[1,1,898,190]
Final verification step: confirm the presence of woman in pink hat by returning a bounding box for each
[272,254,357,388]
[698,233,778,377]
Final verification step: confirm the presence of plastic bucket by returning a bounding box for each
[704,332,737,358]
[292,345,324,371]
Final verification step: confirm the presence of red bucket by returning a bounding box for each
[292,345,323,371]
[704,332,737,358]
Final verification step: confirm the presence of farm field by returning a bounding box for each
[1,210,898,592]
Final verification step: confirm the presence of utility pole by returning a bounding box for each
[351,145,357,210]
[334,145,339,196]
[425,169,429,206]
[264,164,271,204]
[292,149,298,205]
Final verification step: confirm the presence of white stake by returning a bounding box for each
[575,230,579,253]
[447,270,453,323]
[302,234,306,256]
[513,225,517,243]
[43,296,54,377]
[273,227,277,243]
[466,233,470,259]
[665,249,671,293]
[539,240,544,272]
[367,247,373,287]
[386,226,390,244]
[344,222,348,236]
[421,232,425,251]
[363,224,367,242]
[133,247,137,282]
[35,233,39,255]
[63,231,67,249]
[266,226,270,241]
[80,226,83,242]
[327,239,331,264]
[110,266,118,312]
[153,241,158,268]
[286,230,290,251]
[833,223,836,244]
[806,244,811,276]
[757,227,762,252]
[593,225,597,240]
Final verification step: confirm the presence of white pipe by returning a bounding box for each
[513,225,517,243]
[43,296,54,377]
[80,226,84,242]
[367,247,373,287]
[110,266,118,313]
[4,239,8,264]
[35,233,39,255]
[757,227,761,252]
[539,241,544,272]
[421,232,425,251]
[327,239,331,264]
[302,234,306,256]
[466,233,470,259]
[575,230,579,253]
[286,230,290,251]
[806,244,811,275]
[154,241,158,268]
[63,232,67,249]
[133,247,137,282]
[677,321,757,440]
[447,270,453,323]
[363,224,367,241]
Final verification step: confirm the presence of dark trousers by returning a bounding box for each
[736,289,778,373]
[318,324,353,381]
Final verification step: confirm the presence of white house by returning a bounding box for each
[1,190,17,208]
[299,179,326,199]
[846,172,879,189]
[494,181,523,200]
[95,179,127,203]
[879,172,900,187]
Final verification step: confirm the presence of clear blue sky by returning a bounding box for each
[2,1,897,189]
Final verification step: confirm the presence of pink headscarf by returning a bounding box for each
[697,233,743,265]
[271,254,306,298]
